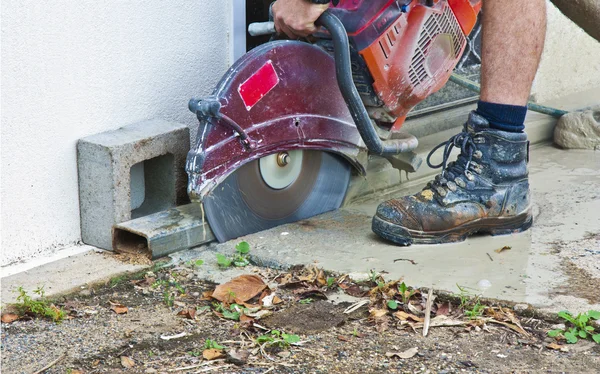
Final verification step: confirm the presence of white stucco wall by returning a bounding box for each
[533,1,600,102]
[1,0,598,267]
[1,1,231,266]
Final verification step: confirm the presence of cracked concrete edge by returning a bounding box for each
[1,249,150,306]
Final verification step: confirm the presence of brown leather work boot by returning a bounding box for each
[372,112,532,245]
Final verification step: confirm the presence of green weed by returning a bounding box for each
[548,310,600,344]
[455,284,484,319]
[299,298,313,304]
[151,279,185,307]
[14,286,66,322]
[256,330,300,348]
[387,300,399,310]
[204,339,224,350]
[213,302,243,321]
[216,241,251,268]
[398,282,415,305]
[326,277,336,288]
[186,259,204,268]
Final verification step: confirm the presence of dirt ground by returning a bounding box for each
[2,260,599,374]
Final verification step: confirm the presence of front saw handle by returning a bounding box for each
[316,11,418,155]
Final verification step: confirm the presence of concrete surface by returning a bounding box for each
[204,143,600,314]
[1,249,147,306]
[0,0,230,265]
[78,120,190,250]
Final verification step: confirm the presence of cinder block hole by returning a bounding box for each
[130,153,176,219]
[112,228,152,259]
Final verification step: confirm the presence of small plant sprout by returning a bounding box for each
[14,286,66,322]
[299,298,313,304]
[152,280,185,307]
[216,241,251,268]
[216,253,232,268]
[186,259,204,268]
[326,276,336,288]
[398,282,415,304]
[256,330,300,348]
[204,339,225,350]
[548,310,600,344]
[387,300,399,310]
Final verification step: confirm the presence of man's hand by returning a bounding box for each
[272,0,329,39]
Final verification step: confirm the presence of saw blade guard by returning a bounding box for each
[186,40,372,202]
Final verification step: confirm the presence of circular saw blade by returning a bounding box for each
[204,151,351,242]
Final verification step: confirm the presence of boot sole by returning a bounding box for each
[372,208,533,246]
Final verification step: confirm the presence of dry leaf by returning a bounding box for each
[245,309,272,319]
[393,311,424,322]
[240,314,254,323]
[203,348,226,360]
[338,335,351,342]
[177,308,196,320]
[342,284,367,297]
[201,290,213,300]
[436,302,450,316]
[120,356,135,368]
[414,315,468,328]
[385,347,418,359]
[1,313,19,323]
[495,245,512,253]
[487,318,530,336]
[212,275,267,304]
[110,304,128,314]
[546,342,565,350]
[370,308,388,319]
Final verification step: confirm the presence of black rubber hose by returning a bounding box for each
[316,11,418,155]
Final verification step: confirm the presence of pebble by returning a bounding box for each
[513,303,529,312]
[550,323,566,330]
[347,272,371,283]
[145,368,157,373]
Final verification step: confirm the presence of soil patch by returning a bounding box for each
[263,300,347,333]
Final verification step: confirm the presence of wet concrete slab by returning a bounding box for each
[208,143,600,313]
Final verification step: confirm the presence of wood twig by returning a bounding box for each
[169,360,226,372]
[33,353,67,374]
[422,289,436,337]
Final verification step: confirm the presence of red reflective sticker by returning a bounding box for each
[238,60,279,111]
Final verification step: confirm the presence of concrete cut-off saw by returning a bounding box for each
[186,0,481,242]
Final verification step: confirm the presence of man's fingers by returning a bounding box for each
[280,24,299,39]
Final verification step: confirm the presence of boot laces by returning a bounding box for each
[425,130,480,194]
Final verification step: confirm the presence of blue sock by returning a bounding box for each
[476,100,527,132]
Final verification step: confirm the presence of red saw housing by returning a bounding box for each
[330,0,481,129]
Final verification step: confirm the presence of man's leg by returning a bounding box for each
[480,0,546,106]
[372,0,547,245]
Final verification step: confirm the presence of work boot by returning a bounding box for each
[372,112,532,245]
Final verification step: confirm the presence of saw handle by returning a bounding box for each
[248,21,276,36]
[316,11,418,155]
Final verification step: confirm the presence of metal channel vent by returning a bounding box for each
[408,6,465,87]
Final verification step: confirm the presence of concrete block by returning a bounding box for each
[78,120,190,250]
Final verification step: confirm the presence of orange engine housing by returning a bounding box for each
[331,0,481,129]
